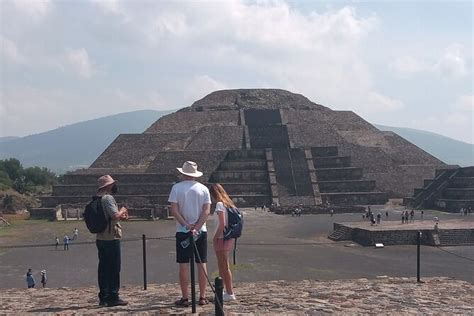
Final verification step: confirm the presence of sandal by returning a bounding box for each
[174,297,189,307]
[198,297,209,305]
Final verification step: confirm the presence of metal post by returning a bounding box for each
[189,233,196,313]
[215,277,224,316]
[142,234,147,290]
[417,231,421,283]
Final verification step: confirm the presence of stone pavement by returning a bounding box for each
[1,277,472,315]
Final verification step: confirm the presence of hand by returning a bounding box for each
[185,223,195,231]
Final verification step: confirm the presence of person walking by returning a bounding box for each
[95,175,129,307]
[55,236,59,250]
[72,227,79,240]
[63,235,70,251]
[168,161,211,307]
[376,212,381,224]
[26,268,35,288]
[210,183,237,302]
[40,270,47,288]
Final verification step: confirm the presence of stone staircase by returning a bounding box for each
[436,229,474,246]
[209,149,271,207]
[312,147,388,205]
[328,225,353,241]
[405,167,474,212]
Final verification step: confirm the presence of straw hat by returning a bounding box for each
[176,161,203,178]
[97,175,117,190]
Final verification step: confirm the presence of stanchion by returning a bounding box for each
[417,231,421,283]
[215,277,224,316]
[142,234,147,290]
[189,233,196,313]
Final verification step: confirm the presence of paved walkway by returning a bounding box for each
[1,277,472,315]
[342,219,474,231]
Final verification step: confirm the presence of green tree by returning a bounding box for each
[0,158,23,182]
[0,170,12,188]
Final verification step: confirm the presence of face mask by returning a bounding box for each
[111,184,118,194]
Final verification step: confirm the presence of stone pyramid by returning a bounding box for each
[42,89,446,212]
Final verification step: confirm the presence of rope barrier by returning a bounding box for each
[433,245,474,262]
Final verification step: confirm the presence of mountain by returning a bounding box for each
[1,109,472,174]
[0,110,172,173]
[375,124,473,167]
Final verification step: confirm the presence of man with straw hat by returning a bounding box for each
[95,175,129,307]
[168,161,211,307]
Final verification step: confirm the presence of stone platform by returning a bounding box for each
[330,219,474,246]
[1,277,472,315]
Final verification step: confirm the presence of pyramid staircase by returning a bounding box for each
[209,149,271,207]
[312,147,388,205]
[328,225,353,241]
[405,167,474,211]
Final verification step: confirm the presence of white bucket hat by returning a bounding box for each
[177,161,203,178]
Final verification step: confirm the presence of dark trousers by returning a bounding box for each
[96,239,121,302]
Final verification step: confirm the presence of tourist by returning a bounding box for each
[55,236,59,250]
[209,183,237,302]
[168,161,211,307]
[26,268,35,288]
[410,210,415,223]
[401,212,405,224]
[385,210,388,219]
[330,209,334,217]
[63,235,70,251]
[40,270,47,288]
[376,212,381,224]
[95,175,129,307]
[433,216,439,224]
[72,227,79,240]
[421,210,424,220]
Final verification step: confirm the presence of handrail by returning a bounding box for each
[410,168,458,209]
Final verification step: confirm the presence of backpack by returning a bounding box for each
[83,196,109,233]
[223,207,243,240]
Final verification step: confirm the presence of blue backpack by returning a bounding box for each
[223,207,243,240]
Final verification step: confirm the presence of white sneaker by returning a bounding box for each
[223,292,236,301]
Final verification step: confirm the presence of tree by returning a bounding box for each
[0,170,12,188]
[0,158,23,182]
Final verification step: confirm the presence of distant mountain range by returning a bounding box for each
[0,110,472,173]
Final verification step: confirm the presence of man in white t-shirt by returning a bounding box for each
[168,161,211,307]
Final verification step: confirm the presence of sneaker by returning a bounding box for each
[107,298,128,307]
[223,293,236,302]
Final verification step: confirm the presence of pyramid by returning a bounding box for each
[41,89,447,212]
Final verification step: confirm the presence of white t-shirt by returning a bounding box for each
[168,180,211,233]
[213,202,228,237]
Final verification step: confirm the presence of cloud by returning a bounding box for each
[365,92,404,112]
[66,49,94,78]
[456,95,474,112]
[90,0,130,21]
[12,0,52,19]
[0,36,26,64]
[390,43,469,79]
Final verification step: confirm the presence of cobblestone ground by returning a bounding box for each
[1,277,472,315]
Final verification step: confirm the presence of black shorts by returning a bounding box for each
[176,232,208,264]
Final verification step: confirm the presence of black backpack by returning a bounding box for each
[83,196,109,233]
[223,207,243,240]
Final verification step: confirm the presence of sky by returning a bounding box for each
[0,0,473,143]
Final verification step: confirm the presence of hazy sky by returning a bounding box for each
[1,0,472,143]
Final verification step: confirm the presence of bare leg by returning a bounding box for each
[179,263,189,299]
[197,263,207,298]
[216,250,233,294]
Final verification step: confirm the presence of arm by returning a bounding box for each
[193,203,210,233]
[111,206,128,220]
[170,202,194,231]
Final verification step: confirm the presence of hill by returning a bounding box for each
[375,124,473,167]
[1,110,471,174]
[0,110,172,173]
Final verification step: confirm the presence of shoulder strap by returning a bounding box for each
[233,238,237,265]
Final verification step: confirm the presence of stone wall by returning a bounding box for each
[146,150,229,182]
[91,133,192,169]
[185,126,244,151]
[145,111,240,133]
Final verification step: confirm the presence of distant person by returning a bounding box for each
[421,210,424,220]
[401,212,405,224]
[26,268,35,288]
[63,235,70,251]
[168,161,211,307]
[434,216,439,224]
[330,209,334,217]
[385,210,388,219]
[73,227,79,240]
[209,183,237,302]
[410,210,415,223]
[376,212,381,224]
[95,175,129,307]
[55,236,59,250]
[40,270,47,288]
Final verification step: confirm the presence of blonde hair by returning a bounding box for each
[209,183,235,209]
